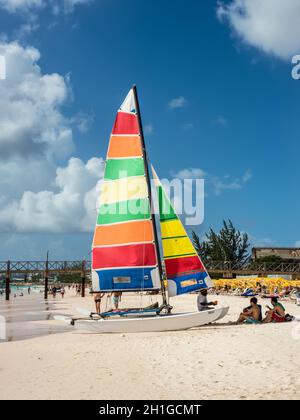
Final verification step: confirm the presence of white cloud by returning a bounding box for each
[63,0,93,13]
[0,0,43,13]
[168,96,187,109]
[242,170,252,183]
[0,1,95,36]
[215,115,228,126]
[217,0,300,60]
[0,41,73,159]
[0,0,93,13]
[174,167,252,195]
[210,175,244,195]
[0,156,56,198]
[182,123,194,131]
[0,157,104,233]
[16,20,40,37]
[144,124,153,135]
[71,111,94,133]
[175,168,206,179]
[249,235,276,247]
[0,40,102,235]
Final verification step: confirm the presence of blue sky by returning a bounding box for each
[0,0,300,260]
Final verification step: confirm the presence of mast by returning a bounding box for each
[132,85,168,306]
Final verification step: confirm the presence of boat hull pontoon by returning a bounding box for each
[64,306,229,333]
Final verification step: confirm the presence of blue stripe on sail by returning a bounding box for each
[167,271,210,297]
[93,267,159,291]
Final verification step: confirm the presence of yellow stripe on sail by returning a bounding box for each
[100,176,148,205]
[162,236,197,259]
[161,219,186,239]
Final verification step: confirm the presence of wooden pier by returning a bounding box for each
[1,260,300,300]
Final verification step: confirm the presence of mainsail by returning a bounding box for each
[152,167,213,297]
[92,89,161,292]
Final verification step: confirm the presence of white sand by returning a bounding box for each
[0,291,300,400]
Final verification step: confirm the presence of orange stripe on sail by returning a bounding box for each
[107,135,142,158]
[93,220,154,247]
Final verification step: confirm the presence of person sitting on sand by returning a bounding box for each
[94,292,105,313]
[263,297,286,323]
[236,297,262,324]
[197,289,218,311]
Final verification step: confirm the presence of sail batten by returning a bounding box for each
[152,166,212,297]
[92,88,160,292]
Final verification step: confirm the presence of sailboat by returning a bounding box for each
[58,86,229,333]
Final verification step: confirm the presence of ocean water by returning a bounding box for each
[0,292,70,342]
[0,285,44,294]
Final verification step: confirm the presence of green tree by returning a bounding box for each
[192,219,250,266]
[192,231,208,261]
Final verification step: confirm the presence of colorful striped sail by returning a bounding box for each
[92,89,161,292]
[152,167,212,297]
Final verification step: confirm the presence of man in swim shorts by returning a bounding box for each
[94,292,105,313]
[236,297,262,324]
[112,291,122,310]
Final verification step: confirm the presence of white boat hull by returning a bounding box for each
[70,306,229,333]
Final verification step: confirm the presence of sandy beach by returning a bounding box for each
[0,290,300,400]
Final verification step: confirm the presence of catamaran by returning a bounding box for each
[57,86,229,332]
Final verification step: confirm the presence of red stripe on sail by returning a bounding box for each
[112,112,139,135]
[165,255,205,277]
[92,243,156,269]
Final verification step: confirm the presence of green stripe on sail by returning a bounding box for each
[157,185,177,222]
[162,235,187,240]
[97,198,151,225]
[104,158,145,180]
[164,252,197,259]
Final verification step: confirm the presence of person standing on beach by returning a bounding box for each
[61,286,65,299]
[197,289,218,311]
[112,291,122,310]
[94,292,105,313]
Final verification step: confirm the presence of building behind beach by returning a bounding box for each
[252,247,300,262]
